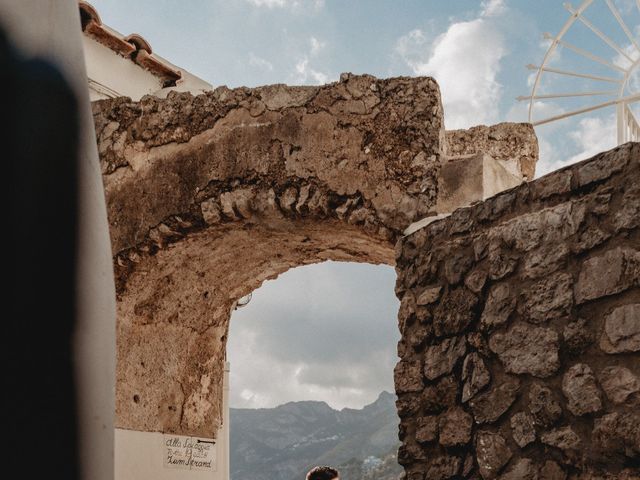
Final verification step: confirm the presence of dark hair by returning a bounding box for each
[306,466,339,480]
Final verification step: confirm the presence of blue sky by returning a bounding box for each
[90,0,639,409]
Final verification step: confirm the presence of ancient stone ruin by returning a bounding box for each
[93,73,639,478]
[395,143,639,479]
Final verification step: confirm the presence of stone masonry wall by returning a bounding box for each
[95,75,452,438]
[445,123,539,180]
[394,143,639,479]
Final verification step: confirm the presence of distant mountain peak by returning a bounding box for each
[377,390,395,400]
[230,391,401,480]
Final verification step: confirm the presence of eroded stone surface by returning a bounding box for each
[481,283,515,330]
[394,143,639,480]
[540,426,581,453]
[438,407,473,446]
[432,287,477,336]
[415,415,438,444]
[592,412,640,458]
[575,248,640,304]
[499,458,538,480]
[528,383,563,428]
[445,123,538,180]
[489,323,560,377]
[598,366,640,404]
[522,244,568,280]
[539,461,566,480]
[563,319,594,353]
[462,352,491,402]
[424,336,467,380]
[562,363,603,416]
[518,272,573,323]
[395,360,424,393]
[510,412,536,448]
[600,304,640,354]
[476,431,512,479]
[426,455,461,480]
[422,376,459,413]
[469,377,520,424]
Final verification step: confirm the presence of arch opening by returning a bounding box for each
[227,261,402,480]
[115,215,396,437]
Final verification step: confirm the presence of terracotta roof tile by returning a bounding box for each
[79,1,181,87]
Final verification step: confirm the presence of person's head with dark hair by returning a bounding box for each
[306,465,339,480]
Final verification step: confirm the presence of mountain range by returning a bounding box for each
[230,391,403,480]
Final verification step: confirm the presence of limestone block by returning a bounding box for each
[528,383,562,428]
[600,303,640,353]
[575,248,640,304]
[469,377,520,424]
[510,412,536,448]
[562,363,603,416]
[476,431,512,479]
[436,152,523,214]
[423,336,467,380]
[489,323,560,378]
[598,366,640,404]
[438,407,473,446]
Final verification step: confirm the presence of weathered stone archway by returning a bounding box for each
[95,74,547,478]
[95,73,533,438]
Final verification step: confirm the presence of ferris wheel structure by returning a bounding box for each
[521,0,640,144]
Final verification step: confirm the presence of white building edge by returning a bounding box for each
[79,1,212,102]
[79,2,229,479]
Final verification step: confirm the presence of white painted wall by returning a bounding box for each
[0,2,117,480]
[83,29,212,101]
[84,35,163,101]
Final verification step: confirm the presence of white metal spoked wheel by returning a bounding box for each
[521,0,639,143]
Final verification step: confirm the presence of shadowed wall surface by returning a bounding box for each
[394,143,639,479]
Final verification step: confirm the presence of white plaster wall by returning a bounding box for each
[0,2,117,480]
[83,35,212,101]
[84,36,164,101]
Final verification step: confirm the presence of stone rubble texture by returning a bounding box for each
[561,363,603,416]
[395,143,639,479]
[95,74,537,439]
[92,71,640,479]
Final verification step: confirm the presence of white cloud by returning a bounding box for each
[291,36,329,85]
[614,41,640,94]
[615,0,637,15]
[248,53,274,71]
[310,36,325,56]
[246,0,287,6]
[245,0,324,10]
[295,57,329,84]
[480,0,506,17]
[566,114,617,164]
[535,114,617,177]
[227,262,400,410]
[395,2,508,129]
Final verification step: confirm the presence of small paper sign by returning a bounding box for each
[164,434,217,471]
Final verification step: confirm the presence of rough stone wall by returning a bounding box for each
[394,143,639,479]
[445,123,538,180]
[94,74,450,438]
[94,73,445,256]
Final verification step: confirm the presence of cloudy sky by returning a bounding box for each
[90,0,639,409]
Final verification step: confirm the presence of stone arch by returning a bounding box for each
[96,74,446,437]
[94,74,535,440]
